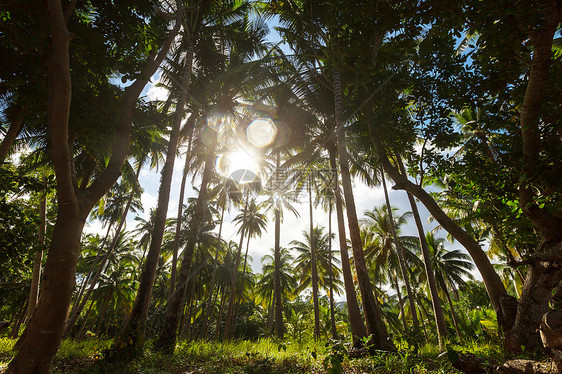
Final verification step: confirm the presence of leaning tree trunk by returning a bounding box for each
[328,142,367,345]
[0,106,25,164]
[333,70,392,351]
[370,134,513,331]
[25,179,47,323]
[405,188,448,349]
[154,149,215,353]
[380,168,421,338]
[115,35,194,354]
[309,178,321,340]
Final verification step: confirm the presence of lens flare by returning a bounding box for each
[246,118,277,148]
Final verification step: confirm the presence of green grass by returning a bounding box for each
[0,337,468,373]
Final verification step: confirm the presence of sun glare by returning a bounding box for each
[215,148,260,184]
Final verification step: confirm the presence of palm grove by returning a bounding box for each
[0,0,561,373]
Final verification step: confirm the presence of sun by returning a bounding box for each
[216,148,260,183]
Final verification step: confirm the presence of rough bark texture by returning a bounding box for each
[333,70,392,350]
[328,144,367,345]
[116,35,193,354]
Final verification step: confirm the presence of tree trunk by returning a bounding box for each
[380,168,421,338]
[0,106,25,164]
[328,203,337,340]
[76,299,96,340]
[328,143,367,345]
[154,148,214,353]
[442,280,463,342]
[224,194,249,340]
[233,232,252,334]
[404,187,448,349]
[66,168,139,337]
[214,288,227,340]
[506,256,562,353]
[170,117,195,296]
[309,178,321,340]
[393,275,407,330]
[370,135,512,330]
[333,70,392,351]
[116,36,194,354]
[201,194,227,339]
[26,180,46,322]
[273,153,284,338]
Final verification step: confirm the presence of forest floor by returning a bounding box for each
[0,337,511,373]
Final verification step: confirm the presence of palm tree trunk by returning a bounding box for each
[273,153,284,338]
[201,194,227,338]
[26,179,46,322]
[405,189,448,349]
[76,299,96,340]
[214,288,227,340]
[309,178,321,340]
[233,232,252,333]
[333,70,392,351]
[224,194,249,339]
[380,168,421,337]
[441,280,462,341]
[154,148,215,353]
[392,275,407,330]
[328,203,337,340]
[170,118,195,295]
[0,106,25,164]
[118,35,194,353]
[371,135,512,330]
[328,143,366,345]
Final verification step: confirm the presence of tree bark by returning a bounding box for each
[333,70,392,350]
[380,168,421,338]
[328,142,367,345]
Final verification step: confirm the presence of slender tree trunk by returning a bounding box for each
[328,143,367,345]
[154,148,215,353]
[309,178,321,340]
[26,180,46,322]
[76,299,96,340]
[214,287,227,341]
[10,301,28,339]
[380,168,421,337]
[393,275,407,330]
[224,194,249,340]
[371,136,512,330]
[405,189,448,349]
[273,153,284,338]
[233,233,252,333]
[170,118,195,295]
[328,203,337,340]
[201,195,227,338]
[442,281,462,342]
[333,70,392,351]
[117,36,194,353]
[0,106,25,164]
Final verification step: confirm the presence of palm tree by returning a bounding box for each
[290,226,342,339]
[425,233,474,341]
